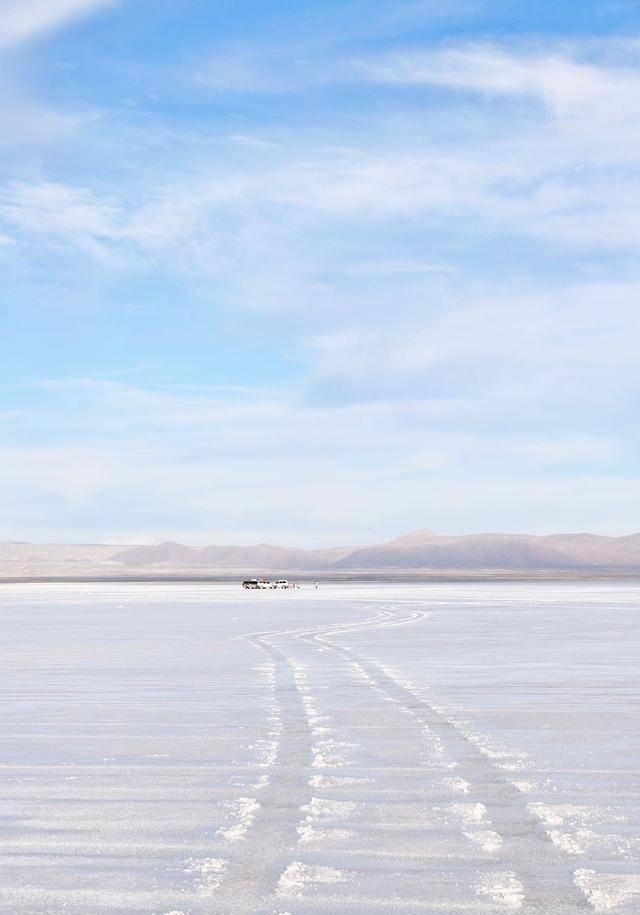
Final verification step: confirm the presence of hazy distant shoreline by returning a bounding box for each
[3,570,640,585]
[2,528,640,579]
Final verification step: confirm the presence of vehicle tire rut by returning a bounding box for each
[210,635,312,914]
[300,606,589,913]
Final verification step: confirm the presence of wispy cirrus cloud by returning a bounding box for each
[2,6,640,542]
[0,181,121,254]
[355,42,640,109]
[0,0,118,50]
[190,0,485,92]
[0,376,635,545]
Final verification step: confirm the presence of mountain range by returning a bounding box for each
[111,529,640,571]
[2,529,638,577]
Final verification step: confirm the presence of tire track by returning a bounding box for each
[185,634,310,914]
[200,606,399,911]
[193,603,597,911]
[299,605,589,913]
[193,609,398,913]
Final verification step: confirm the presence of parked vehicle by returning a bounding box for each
[242,578,290,589]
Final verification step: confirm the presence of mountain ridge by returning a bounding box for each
[109,529,640,571]
[2,529,640,574]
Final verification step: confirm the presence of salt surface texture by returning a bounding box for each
[0,581,638,913]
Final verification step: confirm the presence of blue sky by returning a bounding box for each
[1,0,640,546]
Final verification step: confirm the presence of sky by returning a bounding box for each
[1,0,640,547]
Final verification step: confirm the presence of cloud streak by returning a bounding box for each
[2,9,640,541]
[0,0,118,50]
[356,42,640,110]
[1,377,635,545]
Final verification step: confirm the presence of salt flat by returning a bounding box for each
[0,582,638,914]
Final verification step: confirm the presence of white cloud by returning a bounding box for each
[0,181,126,262]
[0,181,119,237]
[2,30,640,543]
[0,378,635,545]
[306,277,640,414]
[356,42,640,112]
[0,0,118,50]
[6,32,640,281]
[189,1,484,93]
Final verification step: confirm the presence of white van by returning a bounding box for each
[271,579,289,589]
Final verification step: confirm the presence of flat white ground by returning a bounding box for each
[0,582,638,914]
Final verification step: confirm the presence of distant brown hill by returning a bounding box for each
[334,530,640,570]
[2,530,640,577]
[334,532,573,570]
[110,530,640,572]
[541,533,640,567]
[112,541,355,570]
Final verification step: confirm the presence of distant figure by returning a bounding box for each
[314,580,318,589]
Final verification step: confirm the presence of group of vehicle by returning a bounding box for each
[242,578,295,589]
